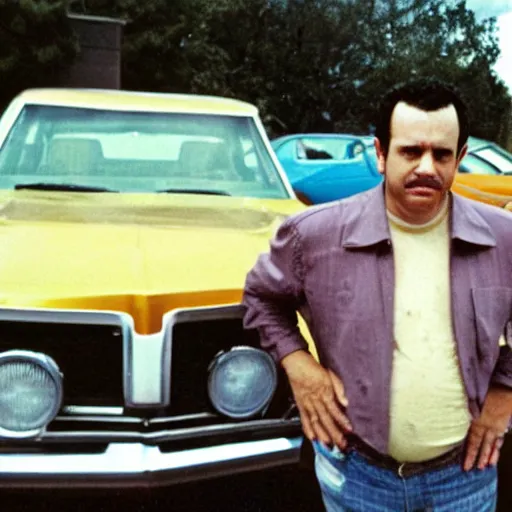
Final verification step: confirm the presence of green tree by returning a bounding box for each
[335,0,511,143]
[29,0,512,145]
[81,0,231,95]
[0,0,78,111]
[199,0,358,135]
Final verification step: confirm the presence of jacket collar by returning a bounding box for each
[450,193,497,247]
[341,183,496,248]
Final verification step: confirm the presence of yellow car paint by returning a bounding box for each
[0,190,305,334]
[13,88,258,116]
[452,174,512,208]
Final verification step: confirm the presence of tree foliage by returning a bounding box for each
[1,0,510,145]
[0,0,78,110]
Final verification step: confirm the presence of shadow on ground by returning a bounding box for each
[0,465,324,512]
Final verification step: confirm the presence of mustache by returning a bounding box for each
[405,175,443,190]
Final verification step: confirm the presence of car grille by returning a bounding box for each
[168,317,293,418]
[0,320,124,407]
[0,312,302,455]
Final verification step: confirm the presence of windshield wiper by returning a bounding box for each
[15,183,117,193]
[158,188,231,196]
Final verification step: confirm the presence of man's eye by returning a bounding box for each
[402,147,421,158]
[433,150,452,162]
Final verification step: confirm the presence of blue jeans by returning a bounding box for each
[313,441,497,511]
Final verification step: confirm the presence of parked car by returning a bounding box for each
[452,173,512,209]
[460,136,512,175]
[270,133,382,204]
[0,88,309,489]
[272,133,512,208]
[444,136,512,208]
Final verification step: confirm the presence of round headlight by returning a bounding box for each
[0,350,63,439]
[207,346,277,419]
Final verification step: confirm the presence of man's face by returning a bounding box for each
[375,101,467,224]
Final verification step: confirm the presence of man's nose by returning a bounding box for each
[416,151,436,174]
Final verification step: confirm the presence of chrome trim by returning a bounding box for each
[9,418,301,444]
[0,437,303,488]
[141,412,215,425]
[62,406,124,416]
[167,304,246,325]
[0,306,133,409]
[55,416,140,424]
[0,350,63,439]
[163,304,247,409]
[129,332,166,407]
[54,412,216,425]
[254,114,297,199]
[0,306,129,327]
[0,304,251,410]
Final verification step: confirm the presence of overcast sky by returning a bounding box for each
[465,0,512,91]
[465,0,512,19]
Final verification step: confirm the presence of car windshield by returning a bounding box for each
[0,104,290,199]
[472,147,512,174]
[459,153,501,175]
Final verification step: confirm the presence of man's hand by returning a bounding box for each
[281,350,352,450]
[464,385,512,471]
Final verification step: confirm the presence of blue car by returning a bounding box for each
[459,136,512,175]
[271,133,382,204]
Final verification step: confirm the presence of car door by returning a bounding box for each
[288,136,383,204]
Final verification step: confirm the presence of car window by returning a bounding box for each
[473,147,512,174]
[272,139,296,160]
[296,137,364,161]
[0,104,290,199]
[241,135,280,186]
[459,153,501,175]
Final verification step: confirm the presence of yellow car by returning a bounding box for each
[0,88,307,488]
[452,173,512,209]
[452,135,512,209]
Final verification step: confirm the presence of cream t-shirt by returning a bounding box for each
[387,199,471,462]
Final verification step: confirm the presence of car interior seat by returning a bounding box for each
[178,140,214,178]
[46,138,104,176]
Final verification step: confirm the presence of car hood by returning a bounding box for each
[0,190,304,333]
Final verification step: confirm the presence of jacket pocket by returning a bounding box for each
[471,287,512,370]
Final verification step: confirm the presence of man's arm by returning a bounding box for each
[464,384,512,471]
[242,217,309,361]
[464,326,512,471]
[243,218,351,449]
[281,350,352,449]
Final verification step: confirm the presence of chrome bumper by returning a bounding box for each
[0,436,303,489]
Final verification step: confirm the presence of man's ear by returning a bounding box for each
[374,138,386,175]
[456,143,468,167]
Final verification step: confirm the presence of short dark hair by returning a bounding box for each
[374,78,469,156]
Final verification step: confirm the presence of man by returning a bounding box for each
[242,79,512,511]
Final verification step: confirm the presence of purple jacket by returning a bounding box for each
[242,184,512,454]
